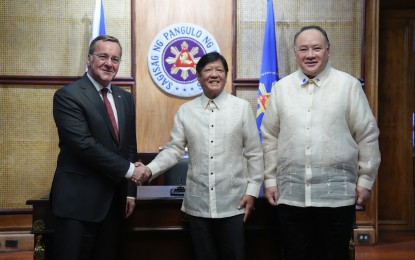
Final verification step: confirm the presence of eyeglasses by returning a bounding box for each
[93,54,122,64]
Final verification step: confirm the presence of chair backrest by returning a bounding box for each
[163,156,188,186]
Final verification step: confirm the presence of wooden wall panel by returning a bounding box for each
[134,0,233,152]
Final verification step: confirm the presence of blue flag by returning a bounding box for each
[256,0,279,141]
[91,0,106,42]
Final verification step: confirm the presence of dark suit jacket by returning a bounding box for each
[50,73,137,222]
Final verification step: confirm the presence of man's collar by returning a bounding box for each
[298,65,331,87]
[201,90,227,109]
[86,72,112,93]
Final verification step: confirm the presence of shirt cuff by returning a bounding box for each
[124,163,135,179]
[357,176,374,190]
[246,183,261,198]
[264,179,277,188]
[147,162,160,182]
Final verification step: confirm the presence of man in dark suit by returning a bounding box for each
[51,35,142,260]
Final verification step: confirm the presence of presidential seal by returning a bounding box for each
[148,23,220,98]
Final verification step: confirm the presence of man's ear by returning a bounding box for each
[86,54,92,67]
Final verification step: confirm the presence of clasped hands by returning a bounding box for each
[130,162,152,186]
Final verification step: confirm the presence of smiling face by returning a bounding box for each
[294,28,330,78]
[87,39,121,86]
[197,59,227,99]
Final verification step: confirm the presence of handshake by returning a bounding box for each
[130,162,152,186]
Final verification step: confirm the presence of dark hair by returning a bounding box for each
[196,52,229,75]
[293,25,330,46]
[88,35,122,57]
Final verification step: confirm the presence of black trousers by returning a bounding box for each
[278,204,355,260]
[187,214,245,260]
[53,193,124,260]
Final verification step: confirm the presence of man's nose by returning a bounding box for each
[210,69,219,76]
[104,59,115,65]
[306,49,315,58]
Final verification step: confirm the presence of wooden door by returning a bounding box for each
[378,10,415,230]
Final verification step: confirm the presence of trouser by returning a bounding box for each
[53,194,124,260]
[278,204,355,260]
[187,214,245,260]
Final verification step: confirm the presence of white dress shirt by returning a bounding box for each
[261,65,381,207]
[86,72,135,180]
[147,90,264,218]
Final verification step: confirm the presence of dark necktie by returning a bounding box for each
[101,88,119,142]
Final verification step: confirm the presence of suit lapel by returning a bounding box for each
[80,75,119,144]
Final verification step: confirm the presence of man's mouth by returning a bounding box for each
[305,60,317,65]
[209,80,220,84]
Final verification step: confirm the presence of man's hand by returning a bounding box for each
[265,186,279,206]
[125,197,136,219]
[238,195,255,223]
[130,163,152,186]
[356,185,371,207]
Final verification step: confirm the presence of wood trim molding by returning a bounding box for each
[365,0,380,119]
[355,0,379,244]
[0,76,135,86]
[231,0,237,94]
